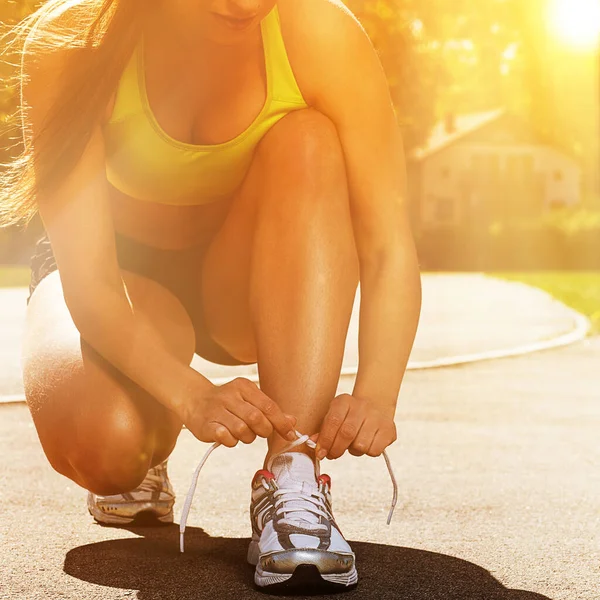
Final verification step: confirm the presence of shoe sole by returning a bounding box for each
[87,494,174,526]
[88,507,174,526]
[247,540,358,590]
[254,564,358,590]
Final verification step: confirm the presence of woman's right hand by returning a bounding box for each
[181,377,298,447]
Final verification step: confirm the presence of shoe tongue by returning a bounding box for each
[270,452,323,529]
[270,452,318,493]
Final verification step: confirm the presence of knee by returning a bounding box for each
[43,430,152,496]
[256,109,346,178]
[75,464,150,497]
[22,269,187,496]
[64,404,154,495]
[26,370,156,495]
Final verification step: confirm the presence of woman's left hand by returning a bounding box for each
[311,394,397,460]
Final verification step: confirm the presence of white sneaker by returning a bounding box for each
[87,460,175,525]
[178,430,397,588]
[247,452,357,589]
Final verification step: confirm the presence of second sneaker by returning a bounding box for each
[87,459,175,525]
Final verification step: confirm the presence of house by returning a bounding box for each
[407,109,582,231]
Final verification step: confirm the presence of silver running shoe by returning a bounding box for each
[87,460,175,525]
[248,451,357,589]
[178,430,397,589]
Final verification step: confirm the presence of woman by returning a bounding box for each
[2,0,421,590]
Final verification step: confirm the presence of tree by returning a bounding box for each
[345,0,440,151]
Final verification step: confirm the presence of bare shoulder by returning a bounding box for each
[277,0,363,36]
[276,0,372,104]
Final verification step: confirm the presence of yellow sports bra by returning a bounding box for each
[102,5,308,205]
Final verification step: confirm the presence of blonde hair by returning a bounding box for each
[0,0,141,228]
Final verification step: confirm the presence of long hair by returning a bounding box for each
[0,0,141,228]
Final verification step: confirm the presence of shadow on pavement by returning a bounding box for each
[63,524,553,600]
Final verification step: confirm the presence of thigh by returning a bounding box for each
[200,108,347,362]
[199,159,262,363]
[23,266,192,482]
[113,231,253,366]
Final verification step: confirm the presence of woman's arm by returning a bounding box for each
[22,45,214,416]
[280,0,422,458]
[22,42,296,446]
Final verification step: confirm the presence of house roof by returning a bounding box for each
[412,108,506,161]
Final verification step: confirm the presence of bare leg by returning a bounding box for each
[22,270,193,494]
[201,109,359,464]
[249,113,359,461]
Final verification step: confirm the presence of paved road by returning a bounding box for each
[2,337,598,600]
[0,274,585,399]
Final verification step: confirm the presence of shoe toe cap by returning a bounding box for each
[260,549,355,575]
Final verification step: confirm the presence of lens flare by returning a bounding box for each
[548,0,600,49]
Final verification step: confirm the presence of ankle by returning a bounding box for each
[263,445,316,471]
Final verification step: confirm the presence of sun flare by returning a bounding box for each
[548,0,600,48]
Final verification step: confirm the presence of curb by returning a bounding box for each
[0,395,27,405]
[1,303,590,405]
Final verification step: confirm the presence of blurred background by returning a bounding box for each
[1,0,599,331]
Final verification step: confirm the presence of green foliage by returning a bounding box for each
[541,207,600,234]
[0,266,30,287]
[349,0,599,196]
[344,1,439,151]
[403,0,525,116]
[345,0,540,150]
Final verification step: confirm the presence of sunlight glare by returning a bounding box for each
[548,0,600,49]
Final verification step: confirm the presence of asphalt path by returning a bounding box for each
[2,337,599,599]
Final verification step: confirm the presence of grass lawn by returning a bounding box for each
[491,271,600,334]
[0,266,30,288]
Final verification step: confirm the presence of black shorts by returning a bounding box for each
[26,230,252,366]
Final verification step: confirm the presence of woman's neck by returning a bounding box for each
[142,11,265,95]
[144,8,263,60]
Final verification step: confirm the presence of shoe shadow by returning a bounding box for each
[63,525,553,600]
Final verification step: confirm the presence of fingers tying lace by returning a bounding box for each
[179,430,398,553]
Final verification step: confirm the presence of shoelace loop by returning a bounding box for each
[179,430,398,553]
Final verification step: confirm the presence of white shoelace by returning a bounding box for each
[262,434,329,533]
[179,430,398,553]
[262,472,330,532]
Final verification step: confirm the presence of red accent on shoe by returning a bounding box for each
[252,469,275,488]
[318,474,331,489]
